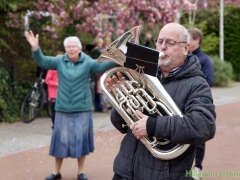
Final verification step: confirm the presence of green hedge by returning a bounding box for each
[224,5,240,81]
[0,66,32,122]
[211,56,233,87]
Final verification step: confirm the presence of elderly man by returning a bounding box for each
[106,23,216,180]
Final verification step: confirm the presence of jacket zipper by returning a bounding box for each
[69,62,74,105]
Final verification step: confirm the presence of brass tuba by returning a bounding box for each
[98,25,189,160]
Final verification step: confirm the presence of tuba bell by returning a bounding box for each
[98,25,189,160]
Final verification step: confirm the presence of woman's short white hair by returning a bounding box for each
[63,36,82,49]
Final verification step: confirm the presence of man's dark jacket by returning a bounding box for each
[110,54,216,180]
[192,47,214,86]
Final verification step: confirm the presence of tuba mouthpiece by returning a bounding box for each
[159,52,165,58]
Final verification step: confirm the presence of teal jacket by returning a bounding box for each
[32,47,116,112]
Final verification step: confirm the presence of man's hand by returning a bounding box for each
[105,72,124,96]
[130,110,149,139]
[25,30,39,51]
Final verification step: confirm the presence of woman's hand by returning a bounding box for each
[25,30,39,51]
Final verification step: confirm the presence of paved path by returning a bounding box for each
[211,81,240,106]
[0,112,115,157]
[0,82,240,180]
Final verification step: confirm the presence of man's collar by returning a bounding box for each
[157,61,186,80]
[192,47,201,55]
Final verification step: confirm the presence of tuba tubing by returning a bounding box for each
[100,67,190,160]
[99,25,190,160]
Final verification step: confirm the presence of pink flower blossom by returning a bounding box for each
[7,0,240,39]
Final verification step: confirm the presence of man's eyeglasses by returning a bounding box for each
[154,38,187,47]
[66,45,79,49]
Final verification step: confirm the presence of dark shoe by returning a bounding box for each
[78,173,88,180]
[45,173,62,180]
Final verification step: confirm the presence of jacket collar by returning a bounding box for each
[63,52,86,63]
[192,47,201,55]
[159,54,204,82]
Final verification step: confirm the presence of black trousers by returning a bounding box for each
[112,174,129,180]
[51,99,56,129]
[195,143,205,170]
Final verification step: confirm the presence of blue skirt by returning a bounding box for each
[49,111,94,158]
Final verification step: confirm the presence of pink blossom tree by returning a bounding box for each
[8,0,197,38]
[6,0,240,38]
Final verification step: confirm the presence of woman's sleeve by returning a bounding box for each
[32,47,59,70]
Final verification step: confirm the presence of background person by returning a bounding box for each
[102,35,112,50]
[188,27,214,180]
[88,37,104,58]
[25,31,116,180]
[93,35,113,112]
[188,28,214,86]
[106,23,216,180]
[96,74,108,112]
[45,51,64,129]
[144,32,153,47]
[86,37,104,112]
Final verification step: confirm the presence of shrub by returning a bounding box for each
[0,66,32,122]
[223,5,240,81]
[233,73,240,82]
[211,56,233,87]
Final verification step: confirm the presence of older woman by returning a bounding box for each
[25,31,116,180]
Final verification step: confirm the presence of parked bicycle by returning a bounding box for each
[20,72,52,123]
